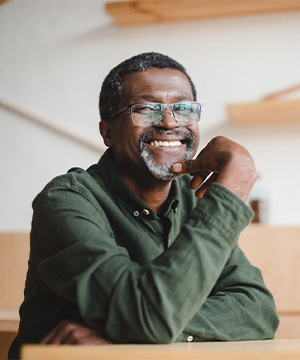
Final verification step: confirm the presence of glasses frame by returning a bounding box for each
[110,101,202,127]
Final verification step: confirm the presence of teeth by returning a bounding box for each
[150,140,182,147]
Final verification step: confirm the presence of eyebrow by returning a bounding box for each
[131,94,191,102]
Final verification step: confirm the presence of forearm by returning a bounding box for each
[177,246,279,342]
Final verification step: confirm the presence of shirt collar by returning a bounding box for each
[97,148,180,219]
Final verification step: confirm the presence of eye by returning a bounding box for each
[133,104,160,115]
[174,103,193,114]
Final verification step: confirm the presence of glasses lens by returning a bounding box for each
[173,102,201,124]
[131,103,162,126]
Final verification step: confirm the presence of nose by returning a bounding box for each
[156,106,180,129]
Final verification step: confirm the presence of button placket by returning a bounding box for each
[164,207,176,248]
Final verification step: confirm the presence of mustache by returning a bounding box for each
[139,129,195,145]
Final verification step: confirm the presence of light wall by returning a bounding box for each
[0,0,300,231]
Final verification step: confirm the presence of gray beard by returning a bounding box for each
[139,129,196,181]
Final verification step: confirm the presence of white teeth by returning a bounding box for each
[150,140,182,147]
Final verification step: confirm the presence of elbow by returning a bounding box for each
[261,293,280,339]
[251,298,280,340]
[137,317,180,344]
[263,310,280,339]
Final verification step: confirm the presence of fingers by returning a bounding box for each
[40,320,112,345]
[40,320,73,344]
[40,327,62,344]
[189,170,215,190]
[172,136,257,202]
[190,173,204,189]
[172,158,210,176]
[194,173,218,198]
[172,147,217,198]
[172,138,219,176]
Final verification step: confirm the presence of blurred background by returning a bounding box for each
[1,2,300,354]
[0,0,300,231]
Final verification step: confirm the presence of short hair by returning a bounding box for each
[99,52,197,122]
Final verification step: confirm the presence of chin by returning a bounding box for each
[139,133,196,181]
[149,166,181,181]
[140,150,181,181]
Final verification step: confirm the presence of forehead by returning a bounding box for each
[121,68,194,103]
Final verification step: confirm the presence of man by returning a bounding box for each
[9,52,279,358]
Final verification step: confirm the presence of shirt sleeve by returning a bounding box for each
[176,245,279,342]
[33,180,278,343]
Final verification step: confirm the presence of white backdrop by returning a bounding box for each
[0,0,299,230]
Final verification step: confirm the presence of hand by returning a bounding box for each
[40,320,112,345]
[172,136,257,202]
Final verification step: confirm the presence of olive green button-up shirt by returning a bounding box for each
[9,149,279,358]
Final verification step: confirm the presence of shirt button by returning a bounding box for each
[187,335,193,342]
[142,209,150,215]
[133,211,140,217]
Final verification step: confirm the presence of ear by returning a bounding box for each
[99,121,114,147]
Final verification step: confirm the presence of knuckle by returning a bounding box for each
[185,160,195,172]
[63,321,76,332]
[185,160,194,172]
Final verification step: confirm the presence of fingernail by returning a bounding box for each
[172,163,183,173]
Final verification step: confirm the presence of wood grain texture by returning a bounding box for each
[226,99,300,124]
[105,0,300,26]
[0,233,29,310]
[239,225,300,339]
[21,340,300,360]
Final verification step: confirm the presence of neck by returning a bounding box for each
[120,170,172,215]
[134,181,172,215]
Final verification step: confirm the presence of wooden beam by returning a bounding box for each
[105,0,300,26]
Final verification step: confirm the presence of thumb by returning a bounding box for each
[172,159,199,174]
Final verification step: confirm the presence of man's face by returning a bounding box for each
[106,68,200,182]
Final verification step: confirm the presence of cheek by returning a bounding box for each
[194,129,200,148]
[114,125,142,153]
[188,125,200,148]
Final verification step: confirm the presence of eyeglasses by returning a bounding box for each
[110,101,202,127]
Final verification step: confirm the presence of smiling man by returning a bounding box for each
[99,66,201,214]
[9,52,279,359]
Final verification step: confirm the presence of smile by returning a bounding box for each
[149,140,183,147]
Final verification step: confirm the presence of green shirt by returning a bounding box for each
[9,148,279,358]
